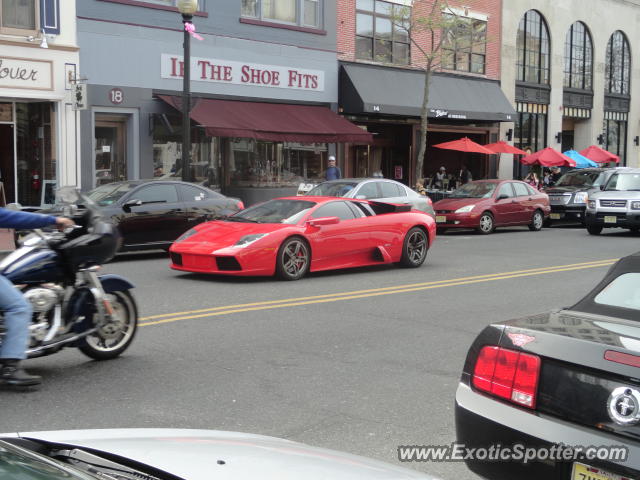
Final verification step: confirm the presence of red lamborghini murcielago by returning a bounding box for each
[169,196,436,280]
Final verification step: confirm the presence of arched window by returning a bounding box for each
[564,22,592,90]
[605,31,631,95]
[516,10,550,85]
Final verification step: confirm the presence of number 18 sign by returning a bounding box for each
[109,88,124,105]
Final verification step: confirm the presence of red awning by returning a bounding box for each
[158,95,373,144]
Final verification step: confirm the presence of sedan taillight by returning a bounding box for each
[472,346,541,409]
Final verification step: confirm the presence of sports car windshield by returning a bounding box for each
[87,183,137,206]
[307,182,358,197]
[605,173,640,191]
[594,273,640,311]
[0,441,96,479]
[449,183,497,198]
[230,199,316,224]
[555,171,603,187]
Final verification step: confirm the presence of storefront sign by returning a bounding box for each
[429,108,468,120]
[0,56,53,91]
[161,54,325,92]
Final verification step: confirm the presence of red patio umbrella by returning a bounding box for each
[433,137,495,154]
[520,147,576,167]
[483,141,528,155]
[579,145,620,164]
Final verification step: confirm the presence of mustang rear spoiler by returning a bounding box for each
[368,201,413,213]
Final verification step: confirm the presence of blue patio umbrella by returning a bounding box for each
[563,150,598,169]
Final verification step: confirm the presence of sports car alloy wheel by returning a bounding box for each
[400,227,428,267]
[276,237,310,280]
[477,212,494,234]
[528,210,544,231]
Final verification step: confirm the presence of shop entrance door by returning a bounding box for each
[95,118,127,186]
[0,124,15,204]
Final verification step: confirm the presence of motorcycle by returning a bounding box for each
[0,187,138,361]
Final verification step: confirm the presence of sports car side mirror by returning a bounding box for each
[308,216,340,227]
[122,199,142,212]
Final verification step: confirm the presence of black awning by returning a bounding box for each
[340,63,516,122]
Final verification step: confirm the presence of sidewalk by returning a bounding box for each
[0,229,15,258]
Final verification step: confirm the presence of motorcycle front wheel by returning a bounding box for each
[77,291,138,360]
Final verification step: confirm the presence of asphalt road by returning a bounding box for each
[2,224,639,480]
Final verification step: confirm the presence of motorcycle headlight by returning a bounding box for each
[234,233,268,248]
[573,192,588,204]
[587,200,596,209]
[631,201,640,210]
[176,228,198,242]
[455,205,476,214]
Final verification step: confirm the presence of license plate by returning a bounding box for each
[436,215,446,223]
[604,216,617,224]
[550,213,562,219]
[572,462,624,480]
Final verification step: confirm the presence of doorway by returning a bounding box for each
[95,117,127,186]
[0,124,15,204]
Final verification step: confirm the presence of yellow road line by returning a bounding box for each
[139,258,617,327]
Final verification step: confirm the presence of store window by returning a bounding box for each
[516,10,550,85]
[151,113,222,189]
[241,0,321,28]
[602,118,627,166]
[514,105,548,179]
[14,103,56,207]
[442,13,487,74]
[0,0,38,32]
[227,139,326,187]
[564,22,593,90]
[355,0,410,65]
[605,31,631,95]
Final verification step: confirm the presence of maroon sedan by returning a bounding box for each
[433,180,550,234]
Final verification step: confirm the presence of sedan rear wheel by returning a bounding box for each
[528,210,544,231]
[400,227,428,268]
[276,237,310,281]
[477,212,494,235]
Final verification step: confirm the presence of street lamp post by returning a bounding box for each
[177,0,198,183]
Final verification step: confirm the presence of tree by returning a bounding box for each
[391,1,487,184]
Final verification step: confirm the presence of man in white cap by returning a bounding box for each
[325,155,342,180]
[433,166,446,189]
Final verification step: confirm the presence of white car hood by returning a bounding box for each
[9,429,436,480]
[592,190,640,199]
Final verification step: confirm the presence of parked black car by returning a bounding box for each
[40,180,242,252]
[455,251,640,480]
[544,167,620,225]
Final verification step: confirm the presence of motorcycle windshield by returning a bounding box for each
[54,187,101,226]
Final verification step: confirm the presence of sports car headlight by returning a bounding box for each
[587,200,596,209]
[455,205,476,213]
[573,192,588,204]
[176,228,198,242]
[234,233,268,248]
[631,201,640,210]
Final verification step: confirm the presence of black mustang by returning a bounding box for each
[456,251,640,480]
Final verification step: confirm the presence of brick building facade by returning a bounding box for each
[335,0,513,187]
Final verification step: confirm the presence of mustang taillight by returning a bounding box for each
[472,346,541,409]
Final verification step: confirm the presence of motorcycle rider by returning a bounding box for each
[0,208,74,386]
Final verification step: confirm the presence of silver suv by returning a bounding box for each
[585,168,640,235]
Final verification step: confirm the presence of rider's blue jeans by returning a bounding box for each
[0,275,31,360]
